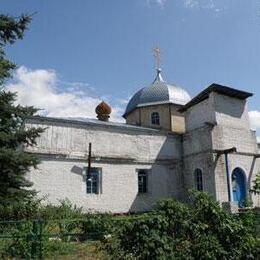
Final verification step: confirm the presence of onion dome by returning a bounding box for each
[95,101,112,121]
[123,69,191,118]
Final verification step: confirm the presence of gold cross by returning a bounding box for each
[153,47,161,69]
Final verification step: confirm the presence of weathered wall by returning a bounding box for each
[183,91,259,206]
[213,93,251,131]
[26,117,183,213]
[182,126,216,199]
[213,153,260,206]
[210,92,259,206]
[25,117,182,161]
[139,104,171,130]
[28,159,182,213]
[126,103,185,133]
[125,109,140,125]
[185,94,216,132]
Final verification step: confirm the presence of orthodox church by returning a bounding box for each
[25,60,260,213]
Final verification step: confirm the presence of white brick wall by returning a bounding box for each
[29,159,180,213]
[185,94,216,131]
[184,92,260,206]
[213,92,251,131]
[26,117,182,213]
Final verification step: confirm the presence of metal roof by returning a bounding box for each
[123,69,191,118]
[25,116,172,135]
[179,83,253,112]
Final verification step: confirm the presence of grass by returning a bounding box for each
[45,241,109,260]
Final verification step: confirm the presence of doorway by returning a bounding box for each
[232,168,246,207]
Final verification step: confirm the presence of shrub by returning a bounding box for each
[107,191,260,259]
[0,197,41,221]
[38,198,85,220]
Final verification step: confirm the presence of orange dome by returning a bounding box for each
[95,101,112,115]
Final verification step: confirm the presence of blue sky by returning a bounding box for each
[1,0,260,136]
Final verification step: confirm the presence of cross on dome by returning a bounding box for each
[153,46,161,70]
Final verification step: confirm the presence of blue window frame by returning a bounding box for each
[194,169,203,191]
[151,112,160,125]
[84,167,102,194]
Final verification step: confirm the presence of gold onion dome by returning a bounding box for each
[95,101,112,121]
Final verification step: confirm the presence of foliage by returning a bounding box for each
[0,13,44,216]
[0,197,41,221]
[38,199,85,220]
[37,199,114,240]
[0,220,33,259]
[106,191,260,260]
[0,229,108,259]
[250,172,260,195]
[0,196,259,259]
[0,14,32,84]
[0,199,116,258]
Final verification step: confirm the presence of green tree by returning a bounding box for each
[251,172,260,195]
[0,13,44,219]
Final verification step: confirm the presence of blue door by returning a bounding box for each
[232,168,246,207]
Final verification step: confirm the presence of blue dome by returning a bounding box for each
[123,69,191,117]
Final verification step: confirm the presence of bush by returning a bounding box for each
[38,199,115,241]
[0,199,114,258]
[106,191,260,260]
[0,197,41,221]
[38,198,85,220]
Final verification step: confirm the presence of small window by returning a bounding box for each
[84,167,102,194]
[194,168,203,191]
[151,112,160,125]
[138,170,148,193]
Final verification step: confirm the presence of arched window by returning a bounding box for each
[232,167,246,207]
[151,112,160,125]
[194,169,203,191]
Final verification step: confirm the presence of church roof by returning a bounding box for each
[179,83,253,112]
[123,69,191,118]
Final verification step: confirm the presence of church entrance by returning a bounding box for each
[232,168,246,207]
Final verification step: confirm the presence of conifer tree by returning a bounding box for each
[0,13,44,210]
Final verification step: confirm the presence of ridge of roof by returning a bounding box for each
[25,115,180,136]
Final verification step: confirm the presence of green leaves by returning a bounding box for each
[0,92,43,207]
[0,13,44,213]
[109,191,260,259]
[250,172,260,195]
[0,14,32,84]
[0,14,32,46]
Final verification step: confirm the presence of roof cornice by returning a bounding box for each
[179,83,253,112]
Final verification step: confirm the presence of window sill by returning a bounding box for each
[137,192,151,196]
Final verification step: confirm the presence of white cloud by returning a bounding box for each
[146,0,167,8]
[183,0,198,8]
[249,110,260,130]
[249,110,260,143]
[183,0,225,13]
[7,66,259,140]
[144,0,225,13]
[183,0,215,9]
[7,66,124,122]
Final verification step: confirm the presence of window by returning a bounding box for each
[194,169,203,191]
[83,167,102,194]
[151,112,160,125]
[138,170,148,193]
